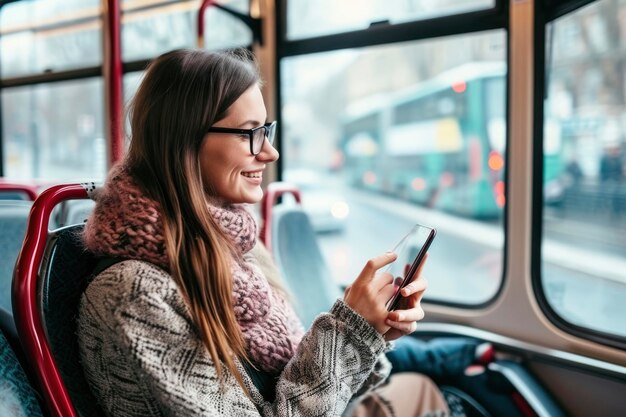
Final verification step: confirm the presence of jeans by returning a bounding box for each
[386,337,479,378]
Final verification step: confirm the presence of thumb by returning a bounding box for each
[354,252,397,285]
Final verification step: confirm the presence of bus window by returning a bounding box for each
[0,0,101,78]
[122,72,146,148]
[121,0,251,62]
[287,0,496,40]
[281,30,507,305]
[1,78,106,182]
[541,0,626,340]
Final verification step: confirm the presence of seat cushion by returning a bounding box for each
[0,330,43,417]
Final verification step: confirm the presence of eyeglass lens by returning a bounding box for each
[252,124,275,155]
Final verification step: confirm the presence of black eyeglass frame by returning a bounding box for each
[208,121,277,156]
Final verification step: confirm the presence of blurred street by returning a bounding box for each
[316,187,626,337]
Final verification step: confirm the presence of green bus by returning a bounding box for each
[341,62,562,219]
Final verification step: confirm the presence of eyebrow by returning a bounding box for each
[236,119,267,129]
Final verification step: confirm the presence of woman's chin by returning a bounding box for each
[229,187,264,205]
[245,190,264,204]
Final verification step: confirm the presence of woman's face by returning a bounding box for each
[200,85,279,204]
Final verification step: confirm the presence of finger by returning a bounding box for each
[355,252,397,284]
[400,254,429,294]
[383,328,403,341]
[385,319,418,334]
[372,272,394,292]
[393,276,404,287]
[400,277,428,297]
[379,280,397,302]
[387,306,425,322]
[383,331,397,342]
[392,293,417,312]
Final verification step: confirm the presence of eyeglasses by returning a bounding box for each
[208,121,277,156]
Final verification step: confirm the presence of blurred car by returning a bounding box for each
[282,169,350,233]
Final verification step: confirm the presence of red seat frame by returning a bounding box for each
[259,182,301,254]
[0,180,40,201]
[12,183,91,417]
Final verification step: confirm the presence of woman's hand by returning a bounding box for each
[343,252,398,335]
[383,255,429,341]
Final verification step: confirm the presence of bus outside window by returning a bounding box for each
[345,62,506,219]
[281,31,507,305]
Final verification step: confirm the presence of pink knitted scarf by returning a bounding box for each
[84,163,304,374]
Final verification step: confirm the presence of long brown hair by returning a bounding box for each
[126,49,260,388]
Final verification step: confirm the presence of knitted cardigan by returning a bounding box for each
[77,243,393,417]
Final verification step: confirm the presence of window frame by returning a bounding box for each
[531,0,626,350]
[275,0,510,309]
[0,0,255,177]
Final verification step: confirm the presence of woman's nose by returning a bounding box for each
[256,138,279,162]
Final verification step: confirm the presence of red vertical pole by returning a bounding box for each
[103,0,123,166]
[197,0,215,47]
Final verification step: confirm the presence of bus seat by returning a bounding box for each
[0,201,32,312]
[260,182,342,327]
[0,192,32,201]
[271,203,343,327]
[0,182,39,201]
[0,307,22,369]
[0,327,44,417]
[12,183,102,417]
[53,199,96,228]
[487,360,567,417]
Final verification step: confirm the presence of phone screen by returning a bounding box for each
[385,224,436,311]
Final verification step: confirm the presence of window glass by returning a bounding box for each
[123,72,144,106]
[1,78,106,182]
[0,0,101,77]
[287,0,495,40]
[122,71,146,144]
[121,0,251,61]
[281,31,506,304]
[542,0,626,338]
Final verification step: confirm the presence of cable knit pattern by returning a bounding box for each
[78,259,393,417]
[83,163,304,373]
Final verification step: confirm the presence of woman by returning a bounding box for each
[77,48,450,417]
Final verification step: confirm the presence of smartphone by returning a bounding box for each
[385,224,436,311]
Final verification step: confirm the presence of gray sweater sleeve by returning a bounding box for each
[78,260,391,417]
[259,300,390,416]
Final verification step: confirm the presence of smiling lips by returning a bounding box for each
[241,171,262,179]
